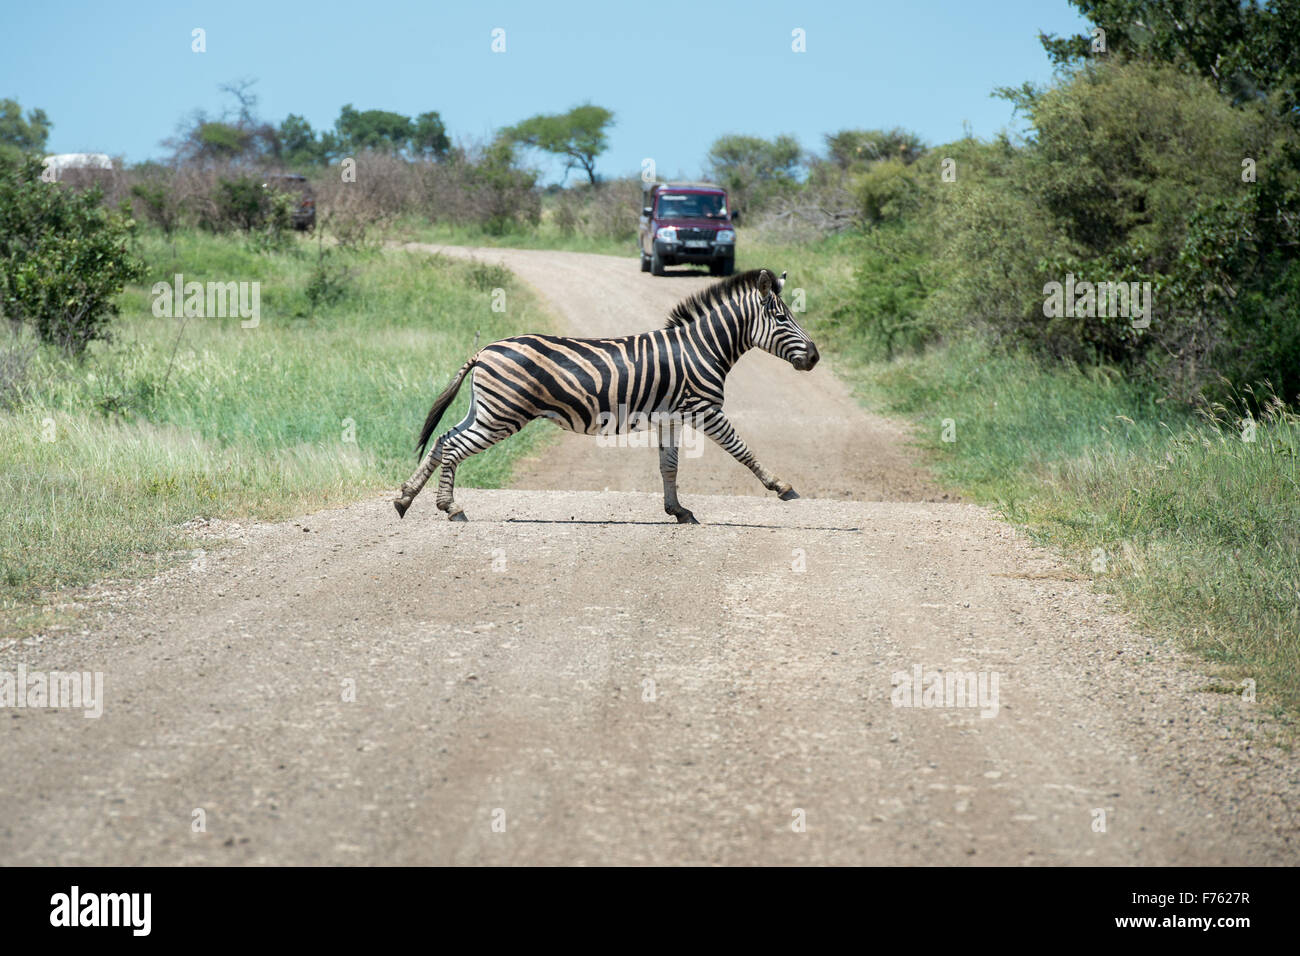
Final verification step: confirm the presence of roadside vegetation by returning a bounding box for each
[3,1,1297,708]
[866,336,1298,716]
[1,217,555,634]
[395,177,641,258]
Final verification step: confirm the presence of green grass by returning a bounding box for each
[736,231,863,294]
[1,229,558,631]
[863,339,1300,715]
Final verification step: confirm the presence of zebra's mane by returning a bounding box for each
[664,270,768,329]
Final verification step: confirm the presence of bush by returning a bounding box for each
[831,223,938,358]
[459,140,540,235]
[0,155,143,356]
[464,258,512,292]
[129,176,182,236]
[840,60,1300,403]
[304,251,353,311]
[550,179,640,242]
[1007,61,1296,399]
[854,158,922,225]
[204,175,293,237]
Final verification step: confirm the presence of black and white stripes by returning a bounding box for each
[393,267,819,523]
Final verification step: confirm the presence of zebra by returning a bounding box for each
[393,267,820,523]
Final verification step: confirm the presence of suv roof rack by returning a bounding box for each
[654,181,725,190]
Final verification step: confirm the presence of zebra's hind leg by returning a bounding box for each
[434,425,521,521]
[394,435,445,518]
[658,419,698,524]
[436,455,468,522]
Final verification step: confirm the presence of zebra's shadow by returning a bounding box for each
[503,518,862,532]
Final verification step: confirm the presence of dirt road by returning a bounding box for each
[2,247,1296,865]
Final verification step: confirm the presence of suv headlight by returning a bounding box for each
[655,226,677,241]
[715,229,736,243]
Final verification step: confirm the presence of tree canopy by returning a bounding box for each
[1039,0,1300,109]
[165,82,452,167]
[504,104,614,185]
[0,99,52,160]
[824,128,926,170]
[706,133,802,213]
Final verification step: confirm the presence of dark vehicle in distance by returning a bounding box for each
[639,182,735,276]
[263,173,316,230]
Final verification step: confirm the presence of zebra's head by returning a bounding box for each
[751,269,819,371]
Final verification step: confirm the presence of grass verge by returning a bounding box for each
[1,229,558,634]
[395,216,635,258]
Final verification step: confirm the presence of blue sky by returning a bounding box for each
[1,0,1090,181]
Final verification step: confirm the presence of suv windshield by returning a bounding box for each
[656,192,727,220]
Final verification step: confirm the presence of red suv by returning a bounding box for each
[639,182,735,276]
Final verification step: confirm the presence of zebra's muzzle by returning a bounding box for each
[791,344,820,371]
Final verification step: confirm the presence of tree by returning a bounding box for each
[219,78,260,127]
[279,114,324,165]
[1029,1,1300,398]
[0,99,52,160]
[334,105,414,154]
[824,128,926,170]
[706,133,802,213]
[467,138,541,234]
[194,121,254,161]
[413,111,451,160]
[504,104,614,185]
[322,105,451,160]
[166,80,278,166]
[0,154,143,356]
[1039,1,1300,107]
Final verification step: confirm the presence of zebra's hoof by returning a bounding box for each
[393,498,411,519]
[778,488,800,501]
[448,510,468,522]
[675,511,699,525]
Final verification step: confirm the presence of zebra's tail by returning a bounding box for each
[415,359,477,459]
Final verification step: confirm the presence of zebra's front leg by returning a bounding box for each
[657,418,698,524]
[696,405,800,500]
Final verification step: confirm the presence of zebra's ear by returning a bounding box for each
[757,269,774,296]
[776,271,787,294]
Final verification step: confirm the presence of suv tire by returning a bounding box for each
[640,252,651,273]
[651,249,666,276]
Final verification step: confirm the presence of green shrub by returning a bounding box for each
[1010,61,1298,400]
[463,141,541,236]
[0,154,144,356]
[129,179,182,236]
[853,158,919,224]
[304,248,354,311]
[830,224,935,358]
[842,60,1300,402]
[200,175,294,244]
